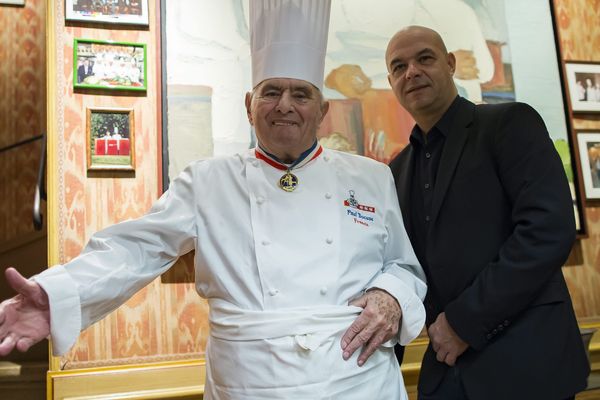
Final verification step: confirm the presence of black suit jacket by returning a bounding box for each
[77,65,92,84]
[389,97,589,400]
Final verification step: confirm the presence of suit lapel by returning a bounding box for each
[430,98,475,224]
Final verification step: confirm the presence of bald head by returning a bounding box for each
[385,25,457,133]
[385,26,449,69]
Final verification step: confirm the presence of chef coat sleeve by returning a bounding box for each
[367,166,427,346]
[33,163,199,356]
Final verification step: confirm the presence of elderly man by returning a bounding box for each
[0,2,426,399]
[386,25,589,400]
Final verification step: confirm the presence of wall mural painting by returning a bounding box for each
[162,0,583,232]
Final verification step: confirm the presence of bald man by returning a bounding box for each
[386,26,589,400]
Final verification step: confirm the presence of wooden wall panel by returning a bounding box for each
[48,0,209,370]
[555,0,600,320]
[0,0,46,244]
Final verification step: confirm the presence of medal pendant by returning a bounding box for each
[279,171,299,192]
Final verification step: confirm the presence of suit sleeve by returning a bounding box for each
[33,164,199,356]
[444,103,575,350]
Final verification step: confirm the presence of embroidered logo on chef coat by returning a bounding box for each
[344,190,375,227]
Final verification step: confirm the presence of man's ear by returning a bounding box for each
[320,101,330,122]
[245,92,253,124]
[447,52,456,76]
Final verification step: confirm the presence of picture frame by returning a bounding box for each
[86,107,135,171]
[65,0,149,26]
[74,38,147,92]
[564,62,600,113]
[576,131,600,200]
[0,0,25,5]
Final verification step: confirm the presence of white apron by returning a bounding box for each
[206,303,408,399]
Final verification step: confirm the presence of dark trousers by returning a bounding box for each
[418,367,467,400]
[417,367,577,400]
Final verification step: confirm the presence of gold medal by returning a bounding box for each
[279,171,299,192]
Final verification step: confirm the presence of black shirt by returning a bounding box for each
[408,96,461,268]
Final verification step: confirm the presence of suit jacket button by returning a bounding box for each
[486,333,493,340]
[492,329,498,335]
[503,320,510,327]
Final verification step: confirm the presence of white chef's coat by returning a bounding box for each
[35,147,426,399]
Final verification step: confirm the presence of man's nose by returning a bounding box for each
[275,92,295,113]
[405,62,421,79]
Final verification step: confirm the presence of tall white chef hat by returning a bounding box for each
[250,0,331,91]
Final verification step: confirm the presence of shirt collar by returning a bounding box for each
[409,95,461,146]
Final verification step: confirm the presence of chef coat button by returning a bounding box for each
[323,156,330,162]
[256,196,265,204]
[326,237,333,244]
[268,289,279,296]
[252,160,259,167]
[261,240,270,246]
[320,286,328,295]
[325,193,332,199]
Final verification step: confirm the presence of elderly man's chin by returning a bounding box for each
[267,126,308,143]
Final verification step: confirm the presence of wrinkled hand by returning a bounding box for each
[428,312,468,366]
[341,289,401,366]
[452,49,480,80]
[0,268,50,356]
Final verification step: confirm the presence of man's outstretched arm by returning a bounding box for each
[0,267,50,356]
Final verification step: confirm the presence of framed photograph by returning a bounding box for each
[0,0,25,5]
[74,38,147,91]
[565,62,600,113]
[577,131,600,200]
[65,0,149,26]
[87,107,135,171]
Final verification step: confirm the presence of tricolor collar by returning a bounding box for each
[255,142,323,171]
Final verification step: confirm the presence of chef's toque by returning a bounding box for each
[250,0,331,90]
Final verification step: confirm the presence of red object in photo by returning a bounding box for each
[106,139,118,155]
[119,139,130,156]
[95,138,107,155]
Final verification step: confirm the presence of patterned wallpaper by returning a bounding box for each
[554,0,600,320]
[0,0,46,244]
[50,0,209,369]
[48,0,600,369]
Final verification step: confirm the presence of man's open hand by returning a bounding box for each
[0,268,50,356]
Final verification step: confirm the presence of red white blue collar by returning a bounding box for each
[254,143,323,171]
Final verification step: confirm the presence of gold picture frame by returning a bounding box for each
[86,107,135,171]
